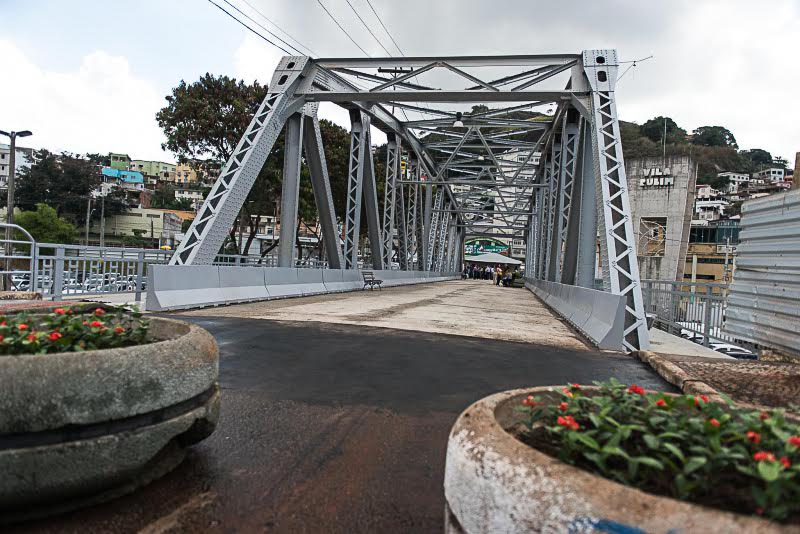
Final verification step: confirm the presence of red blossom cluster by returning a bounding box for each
[627,384,646,395]
[557,415,580,431]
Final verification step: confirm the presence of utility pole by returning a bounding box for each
[85,197,92,245]
[99,192,106,247]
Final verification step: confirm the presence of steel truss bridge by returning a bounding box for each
[170,50,650,351]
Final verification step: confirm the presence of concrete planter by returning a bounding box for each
[444,387,789,534]
[0,316,219,522]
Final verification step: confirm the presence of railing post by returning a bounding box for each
[52,246,64,301]
[703,284,712,347]
[135,251,145,303]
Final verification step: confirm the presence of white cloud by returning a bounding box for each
[0,40,170,161]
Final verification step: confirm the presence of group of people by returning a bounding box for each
[463,263,515,287]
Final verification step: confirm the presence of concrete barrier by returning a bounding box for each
[146,266,458,311]
[525,278,626,351]
[146,265,225,312]
[218,267,270,303]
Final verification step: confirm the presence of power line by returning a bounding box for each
[205,0,293,55]
[238,0,318,56]
[315,0,370,57]
[344,0,393,56]
[221,0,305,56]
[365,0,404,55]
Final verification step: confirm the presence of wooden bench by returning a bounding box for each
[362,270,383,291]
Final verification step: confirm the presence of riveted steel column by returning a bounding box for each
[584,49,649,351]
[361,125,385,270]
[278,113,304,267]
[343,111,367,269]
[302,110,343,269]
[382,136,399,267]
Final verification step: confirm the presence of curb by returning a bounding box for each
[633,350,725,402]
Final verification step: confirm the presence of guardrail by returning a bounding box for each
[640,279,732,347]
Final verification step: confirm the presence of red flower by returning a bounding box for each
[26,333,36,342]
[627,384,645,395]
[0,335,5,342]
[788,436,800,448]
[18,324,28,331]
[82,321,89,326]
[114,326,125,334]
[747,431,761,444]
[753,451,776,462]
[54,308,66,315]
[760,411,770,421]
[708,418,720,427]
[557,415,580,431]
[0,321,6,326]
[559,402,568,411]
[561,388,574,398]
[521,395,537,407]
[570,383,581,390]
[48,332,62,341]
[780,456,791,469]
[694,395,710,407]
[94,308,106,316]
[655,399,667,408]
[90,321,104,328]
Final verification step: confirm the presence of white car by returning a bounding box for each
[710,342,756,360]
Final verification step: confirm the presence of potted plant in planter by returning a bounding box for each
[0,305,219,522]
[444,380,799,533]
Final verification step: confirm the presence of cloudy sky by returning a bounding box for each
[1,0,797,163]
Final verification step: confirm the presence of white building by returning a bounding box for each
[694,199,728,221]
[754,167,786,183]
[0,144,34,189]
[719,171,750,194]
[175,188,205,209]
[696,184,724,200]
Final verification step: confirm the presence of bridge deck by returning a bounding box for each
[179,279,590,350]
[21,280,672,533]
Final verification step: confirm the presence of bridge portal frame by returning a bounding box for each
[169,51,649,351]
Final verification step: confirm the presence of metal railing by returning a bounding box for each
[640,279,732,347]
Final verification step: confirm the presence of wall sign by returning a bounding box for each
[639,167,674,187]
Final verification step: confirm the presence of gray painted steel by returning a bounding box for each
[723,190,800,356]
[167,51,649,350]
[525,278,626,351]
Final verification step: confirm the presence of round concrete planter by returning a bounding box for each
[444,387,790,534]
[0,316,219,522]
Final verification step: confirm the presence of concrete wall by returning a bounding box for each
[146,265,459,311]
[525,278,626,351]
[626,155,696,282]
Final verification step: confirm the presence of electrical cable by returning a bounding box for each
[205,0,293,55]
[316,0,371,56]
[221,0,304,55]
[344,0,393,56]
[364,0,404,55]
[238,0,318,56]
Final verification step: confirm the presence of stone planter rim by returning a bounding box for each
[0,316,218,434]
[444,385,791,534]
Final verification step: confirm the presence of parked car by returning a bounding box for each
[710,342,757,360]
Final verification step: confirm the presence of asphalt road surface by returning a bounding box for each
[18,316,674,533]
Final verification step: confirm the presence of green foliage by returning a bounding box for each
[122,229,151,248]
[150,184,192,211]
[691,126,738,149]
[519,380,800,521]
[640,116,687,145]
[158,75,352,255]
[0,306,149,355]
[15,203,77,244]
[9,150,128,226]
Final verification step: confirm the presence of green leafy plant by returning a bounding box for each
[0,306,149,355]
[517,380,800,522]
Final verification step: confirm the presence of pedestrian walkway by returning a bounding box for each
[178,279,590,351]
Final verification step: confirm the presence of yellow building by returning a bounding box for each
[175,163,199,185]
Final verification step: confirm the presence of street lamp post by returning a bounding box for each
[0,129,33,227]
[0,129,32,290]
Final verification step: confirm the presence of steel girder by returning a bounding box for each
[170,51,647,350]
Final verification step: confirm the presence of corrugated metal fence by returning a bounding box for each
[723,189,800,356]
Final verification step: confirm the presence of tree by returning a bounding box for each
[158,75,352,256]
[691,126,737,148]
[15,203,77,244]
[150,184,192,211]
[8,150,128,226]
[640,116,687,145]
